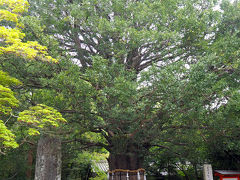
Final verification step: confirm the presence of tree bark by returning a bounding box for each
[34,135,61,180]
[108,152,145,180]
[108,153,143,171]
[26,145,34,180]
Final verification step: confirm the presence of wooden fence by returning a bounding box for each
[108,168,146,180]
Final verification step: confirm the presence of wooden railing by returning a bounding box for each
[108,168,146,180]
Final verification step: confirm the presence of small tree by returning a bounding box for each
[18,104,66,180]
[1,1,66,179]
[0,0,58,151]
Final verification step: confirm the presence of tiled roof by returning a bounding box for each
[92,160,109,173]
[215,170,240,175]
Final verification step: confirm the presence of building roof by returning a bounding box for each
[92,160,109,173]
[215,170,240,176]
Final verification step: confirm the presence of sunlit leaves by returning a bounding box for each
[0,0,57,62]
[0,0,29,24]
[0,0,61,152]
[0,120,18,151]
[18,104,66,135]
[0,0,29,14]
[0,70,21,151]
[0,85,19,115]
[0,70,21,113]
[0,9,18,23]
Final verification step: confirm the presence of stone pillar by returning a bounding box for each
[34,135,61,180]
[203,164,213,180]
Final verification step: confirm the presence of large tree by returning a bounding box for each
[1,0,239,179]
[25,0,227,172]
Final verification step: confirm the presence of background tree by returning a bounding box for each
[144,1,240,178]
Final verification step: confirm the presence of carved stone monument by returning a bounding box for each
[203,164,213,180]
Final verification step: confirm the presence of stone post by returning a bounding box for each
[203,164,213,180]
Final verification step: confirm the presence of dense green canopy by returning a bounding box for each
[0,0,240,179]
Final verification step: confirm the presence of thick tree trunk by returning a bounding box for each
[108,153,143,171]
[34,135,61,180]
[108,153,145,180]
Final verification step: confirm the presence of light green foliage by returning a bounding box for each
[81,131,107,145]
[18,104,66,135]
[0,120,18,150]
[0,71,21,152]
[0,0,29,24]
[0,0,60,153]
[0,70,21,87]
[0,84,19,115]
[0,70,21,115]
[0,0,57,62]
